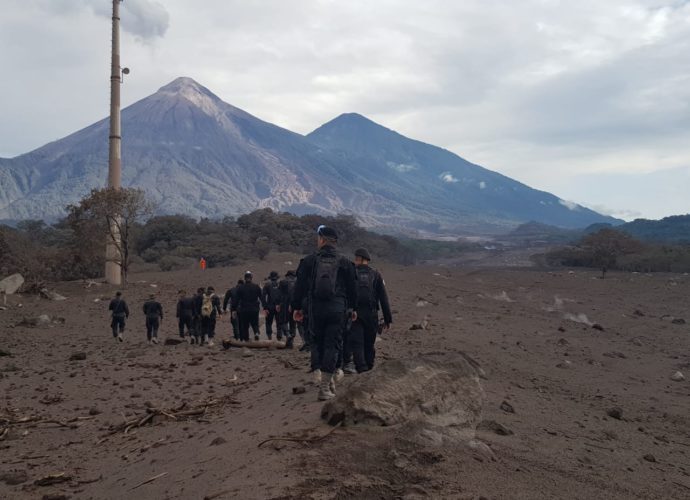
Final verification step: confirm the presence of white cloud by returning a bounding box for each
[558,199,580,211]
[386,161,417,172]
[0,0,689,218]
[440,172,459,183]
[479,181,487,189]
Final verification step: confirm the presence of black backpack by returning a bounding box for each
[356,266,376,308]
[313,254,341,301]
[267,280,281,305]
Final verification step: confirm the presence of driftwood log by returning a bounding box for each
[222,339,287,349]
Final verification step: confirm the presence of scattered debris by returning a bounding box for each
[607,407,623,420]
[671,318,686,325]
[563,313,593,327]
[69,352,87,361]
[478,419,513,436]
[292,386,306,395]
[210,437,227,446]
[643,454,657,463]
[17,315,65,328]
[603,351,626,359]
[34,472,72,486]
[671,371,685,382]
[500,401,515,414]
[556,360,573,369]
[633,309,645,317]
[164,338,184,346]
[130,471,168,491]
[222,339,286,350]
[592,323,605,331]
[39,288,67,301]
[0,274,24,296]
[0,470,28,485]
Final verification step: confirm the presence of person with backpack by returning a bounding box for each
[292,225,358,401]
[108,291,130,342]
[191,287,206,345]
[284,270,303,347]
[143,293,164,345]
[262,271,282,340]
[200,286,222,347]
[344,248,393,373]
[223,280,244,340]
[231,271,263,342]
[176,289,195,341]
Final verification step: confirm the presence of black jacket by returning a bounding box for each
[262,279,281,309]
[222,286,240,311]
[176,297,195,318]
[143,300,163,320]
[231,282,263,313]
[356,264,393,325]
[291,245,357,311]
[109,298,130,318]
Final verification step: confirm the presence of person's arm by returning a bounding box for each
[143,303,147,315]
[344,259,358,311]
[291,257,309,311]
[159,303,164,320]
[214,296,222,315]
[124,302,130,318]
[109,300,114,312]
[223,290,231,311]
[176,300,181,318]
[231,288,240,312]
[376,272,393,326]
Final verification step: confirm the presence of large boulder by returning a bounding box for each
[0,274,24,295]
[321,354,484,440]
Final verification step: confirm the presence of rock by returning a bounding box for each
[0,274,24,295]
[607,407,623,420]
[478,419,513,436]
[500,401,515,414]
[320,355,484,440]
[42,494,69,500]
[164,338,184,346]
[210,437,227,446]
[630,338,644,347]
[632,309,645,317]
[557,326,566,333]
[0,470,29,485]
[643,454,657,463]
[556,360,573,369]
[0,349,11,357]
[241,348,253,358]
[89,407,102,416]
[292,386,306,395]
[670,371,685,382]
[39,288,67,301]
[603,351,627,359]
[591,323,605,331]
[17,315,65,328]
[409,323,425,331]
[467,439,496,462]
[671,318,686,325]
[69,352,86,361]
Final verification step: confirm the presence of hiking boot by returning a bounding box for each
[276,334,282,341]
[190,336,196,345]
[335,368,344,382]
[312,369,322,383]
[318,373,335,401]
[254,334,259,342]
[285,337,294,349]
[343,362,357,375]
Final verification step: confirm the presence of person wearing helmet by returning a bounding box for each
[231,271,263,342]
[344,248,392,373]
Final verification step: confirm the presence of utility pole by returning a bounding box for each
[105,0,123,284]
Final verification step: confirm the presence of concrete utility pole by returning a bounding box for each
[105,0,123,284]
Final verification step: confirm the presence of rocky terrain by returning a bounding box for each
[0,254,688,499]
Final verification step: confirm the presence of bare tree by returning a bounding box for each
[581,228,642,278]
[67,187,153,284]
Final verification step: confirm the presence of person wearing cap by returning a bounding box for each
[284,270,304,348]
[344,248,393,373]
[292,225,358,401]
[231,271,264,342]
[108,291,130,342]
[262,271,282,340]
[200,286,222,347]
[142,293,164,345]
[223,280,244,340]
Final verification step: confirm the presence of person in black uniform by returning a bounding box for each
[284,270,303,347]
[292,225,357,400]
[344,248,393,373]
[143,293,164,345]
[176,289,195,341]
[223,280,244,340]
[276,278,294,348]
[232,271,263,342]
[262,271,282,340]
[200,286,222,347]
[191,287,206,345]
[108,291,130,342]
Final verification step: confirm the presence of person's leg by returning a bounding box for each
[208,316,216,344]
[146,318,153,341]
[362,314,378,370]
[321,312,344,375]
[250,312,260,341]
[231,315,240,340]
[265,309,274,339]
[346,321,367,373]
[239,313,249,341]
[111,318,118,338]
[342,327,353,365]
[152,318,160,343]
[178,318,185,338]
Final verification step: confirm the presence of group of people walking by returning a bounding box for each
[108,224,393,400]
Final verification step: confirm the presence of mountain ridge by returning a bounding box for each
[0,77,620,233]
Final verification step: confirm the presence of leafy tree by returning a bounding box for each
[67,187,153,283]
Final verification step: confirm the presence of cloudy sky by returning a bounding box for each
[2,0,689,220]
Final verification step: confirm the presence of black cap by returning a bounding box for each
[269,271,279,280]
[115,291,122,296]
[207,286,214,293]
[355,248,371,261]
[317,225,338,241]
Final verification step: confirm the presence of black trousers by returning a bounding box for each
[111,316,126,336]
[311,307,346,374]
[192,316,202,338]
[239,311,260,341]
[201,316,217,338]
[178,315,193,337]
[231,315,240,340]
[348,310,378,371]
[146,317,160,340]
[265,308,278,338]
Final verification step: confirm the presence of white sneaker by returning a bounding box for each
[203,334,209,345]
[207,340,214,347]
[117,334,123,342]
[152,337,159,344]
[335,368,344,382]
[312,369,322,383]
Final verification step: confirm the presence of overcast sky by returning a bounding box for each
[2,0,689,220]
